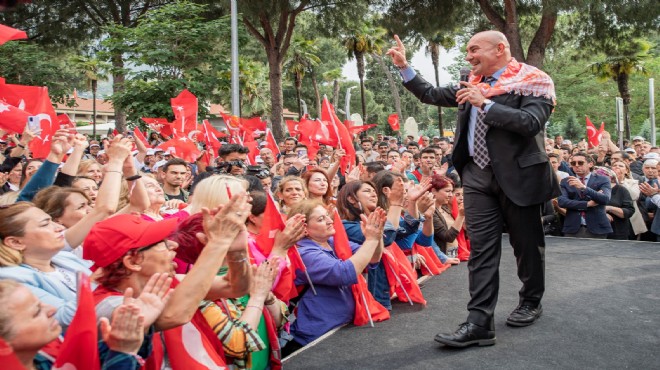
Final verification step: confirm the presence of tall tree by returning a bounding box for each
[284,36,320,119]
[343,22,387,123]
[589,39,651,140]
[233,1,367,141]
[424,33,455,135]
[100,1,234,124]
[323,68,344,108]
[71,55,110,137]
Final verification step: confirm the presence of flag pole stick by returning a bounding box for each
[359,290,375,328]
[303,268,317,296]
[384,256,413,305]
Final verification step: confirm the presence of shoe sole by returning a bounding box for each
[434,336,496,348]
[506,309,543,327]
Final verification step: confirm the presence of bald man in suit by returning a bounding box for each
[388,31,559,348]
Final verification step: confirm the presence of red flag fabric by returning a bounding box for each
[451,197,471,261]
[0,24,27,45]
[321,97,356,175]
[243,139,259,166]
[585,116,603,148]
[57,113,74,129]
[143,118,174,140]
[0,337,26,369]
[132,127,149,147]
[418,136,424,146]
[256,192,286,255]
[346,121,377,135]
[388,113,400,131]
[285,119,301,138]
[171,89,198,135]
[265,128,280,155]
[53,274,100,370]
[0,100,30,133]
[201,119,223,158]
[332,210,390,326]
[414,243,450,276]
[94,282,226,370]
[381,243,426,305]
[219,111,241,132]
[240,116,267,132]
[157,136,201,163]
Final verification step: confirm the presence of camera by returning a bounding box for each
[246,165,270,179]
[212,160,247,174]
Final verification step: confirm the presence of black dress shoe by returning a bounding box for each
[434,322,496,348]
[506,304,543,327]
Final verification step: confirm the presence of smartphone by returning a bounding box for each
[27,116,41,133]
[297,149,307,158]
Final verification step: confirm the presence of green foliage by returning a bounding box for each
[100,1,246,124]
[563,110,582,142]
[0,41,79,105]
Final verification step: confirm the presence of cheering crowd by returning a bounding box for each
[1,108,656,368]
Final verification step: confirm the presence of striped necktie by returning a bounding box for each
[473,76,496,169]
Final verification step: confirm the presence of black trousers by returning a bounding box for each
[462,161,546,329]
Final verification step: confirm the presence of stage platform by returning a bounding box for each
[283,235,660,369]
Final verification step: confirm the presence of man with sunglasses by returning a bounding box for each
[557,152,612,238]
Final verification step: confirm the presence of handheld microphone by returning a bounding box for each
[458,67,471,110]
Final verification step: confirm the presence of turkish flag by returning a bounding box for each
[321,97,356,175]
[0,24,27,45]
[240,116,266,132]
[346,121,377,135]
[332,210,390,326]
[171,89,198,135]
[0,100,30,133]
[285,119,301,138]
[157,136,201,163]
[388,113,400,131]
[201,119,223,157]
[586,116,604,148]
[265,128,280,155]
[53,273,100,370]
[243,139,259,165]
[142,117,174,139]
[219,110,241,132]
[57,113,75,129]
[256,192,286,255]
[382,243,427,305]
[0,84,58,158]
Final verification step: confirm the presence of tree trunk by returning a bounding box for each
[431,50,443,135]
[310,70,321,119]
[525,2,558,68]
[356,51,367,123]
[266,49,286,141]
[373,53,402,129]
[332,80,340,108]
[111,52,127,133]
[617,72,632,140]
[92,79,97,138]
[295,74,302,120]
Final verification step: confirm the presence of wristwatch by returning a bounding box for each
[480,99,493,110]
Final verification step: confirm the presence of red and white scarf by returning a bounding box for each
[469,58,556,105]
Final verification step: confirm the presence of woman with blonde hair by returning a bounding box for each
[77,159,103,184]
[276,175,307,214]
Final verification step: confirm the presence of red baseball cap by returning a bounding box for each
[83,214,179,268]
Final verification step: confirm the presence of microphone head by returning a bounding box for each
[459,67,471,79]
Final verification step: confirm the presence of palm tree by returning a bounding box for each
[425,33,455,136]
[589,39,651,140]
[343,22,387,123]
[323,68,344,108]
[284,37,321,119]
[71,55,110,138]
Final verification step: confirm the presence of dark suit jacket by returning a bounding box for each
[403,75,559,207]
[557,173,613,235]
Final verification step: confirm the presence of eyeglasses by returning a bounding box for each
[570,161,585,166]
[137,240,174,253]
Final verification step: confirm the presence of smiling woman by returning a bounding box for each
[0,202,91,329]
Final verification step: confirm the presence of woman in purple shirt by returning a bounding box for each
[281,199,386,356]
